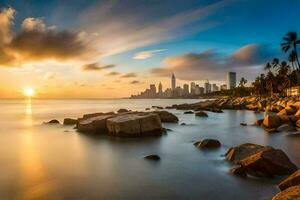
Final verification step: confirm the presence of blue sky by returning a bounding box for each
[0,0,299,97]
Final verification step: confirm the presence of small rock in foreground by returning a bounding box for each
[184,111,194,114]
[197,139,221,149]
[272,185,300,200]
[63,118,77,125]
[279,169,300,191]
[240,123,247,126]
[45,119,60,124]
[117,108,129,113]
[195,111,208,117]
[144,154,160,161]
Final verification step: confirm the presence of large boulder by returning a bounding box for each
[63,118,78,125]
[263,115,282,129]
[106,113,162,137]
[239,148,298,177]
[272,185,300,200]
[77,114,116,133]
[153,111,178,123]
[226,143,268,164]
[279,169,300,191]
[82,112,115,119]
[196,139,221,149]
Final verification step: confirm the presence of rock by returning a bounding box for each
[277,114,291,124]
[181,123,187,126]
[63,118,77,125]
[77,114,115,133]
[153,111,178,123]
[144,154,160,161]
[226,143,268,164]
[193,140,201,146]
[106,113,162,137]
[296,119,300,128]
[210,108,223,113]
[230,166,247,177]
[263,115,282,129]
[279,169,300,191]
[117,108,129,113]
[196,139,221,149]
[277,124,297,132]
[254,119,264,126]
[152,106,163,109]
[195,111,208,117]
[240,123,247,126]
[272,185,300,200]
[45,119,60,124]
[240,148,298,177]
[83,112,115,119]
[184,111,194,114]
[145,108,150,110]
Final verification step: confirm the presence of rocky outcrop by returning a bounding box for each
[195,111,208,117]
[263,115,282,129]
[239,148,298,177]
[106,113,162,137]
[279,169,300,191]
[196,139,221,149]
[226,143,268,164]
[272,185,300,200]
[153,111,178,123]
[77,114,116,133]
[63,118,77,125]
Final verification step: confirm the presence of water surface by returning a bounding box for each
[0,99,299,200]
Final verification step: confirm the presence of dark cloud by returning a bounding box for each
[106,71,120,76]
[0,8,92,67]
[130,80,141,84]
[121,72,137,78]
[81,62,115,71]
[151,44,278,81]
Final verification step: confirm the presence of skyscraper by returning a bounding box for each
[171,73,176,91]
[227,72,236,89]
[204,80,211,94]
[183,84,189,96]
[190,82,196,95]
[158,82,163,95]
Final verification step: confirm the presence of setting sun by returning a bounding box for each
[23,88,35,98]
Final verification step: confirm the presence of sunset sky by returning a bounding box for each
[0,0,299,98]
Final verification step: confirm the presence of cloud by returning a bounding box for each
[81,62,115,71]
[151,44,277,80]
[130,80,141,84]
[133,49,166,59]
[43,72,55,80]
[121,72,137,78]
[0,8,93,67]
[106,71,120,76]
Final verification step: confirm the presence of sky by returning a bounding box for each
[0,0,299,98]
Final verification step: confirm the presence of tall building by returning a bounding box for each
[183,84,189,96]
[190,82,196,95]
[158,82,163,94]
[149,84,156,97]
[204,80,211,94]
[227,72,236,89]
[171,73,176,91]
[212,84,219,92]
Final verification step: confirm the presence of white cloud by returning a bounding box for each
[133,49,167,59]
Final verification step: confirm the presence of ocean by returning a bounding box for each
[0,98,299,199]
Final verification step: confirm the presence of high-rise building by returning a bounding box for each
[227,72,236,89]
[158,82,163,94]
[183,84,189,96]
[212,84,219,92]
[190,82,196,95]
[171,73,176,91]
[220,84,227,90]
[204,80,211,94]
[149,84,156,97]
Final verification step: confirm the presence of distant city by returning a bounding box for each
[130,72,237,99]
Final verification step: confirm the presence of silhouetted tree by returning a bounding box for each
[281,32,300,69]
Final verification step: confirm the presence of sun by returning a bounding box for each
[23,87,35,98]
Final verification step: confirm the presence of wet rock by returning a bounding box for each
[77,114,116,133]
[279,169,300,191]
[145,108,150,110]
[272,185,300,200]
[106,113,162,137]
[196,139,221,149]
[210,108,224,113]
[230,166,247,177]
[225,143,268,164]
[263,115,282,129]
[254,119,264,126]
[153,111,178,123]
[83,112,115,119]
[117,108,129,113]
[193,140,201,146]
[277,124,297,132]
[181,123,187,126]
[63,118,77,125]
[144,154,160,161]
[152,106,163,109]
[240,148,298,177]
[184,111,194,114]
[240,123,247,126]
[45,119,60,124]
[195,111,208,117]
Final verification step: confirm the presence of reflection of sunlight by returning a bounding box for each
[19,132,50,199]
[25,99,33,126]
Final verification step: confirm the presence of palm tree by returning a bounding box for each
[288,50,297,70]
[271,58,280,70]
[239,77,247,87]
[281,32,300,69]
[264,62,272,72]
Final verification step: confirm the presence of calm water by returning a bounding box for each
[0,99,299,200]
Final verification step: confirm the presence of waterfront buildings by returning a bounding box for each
[171,73,176,91]
[227,72,236,89]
